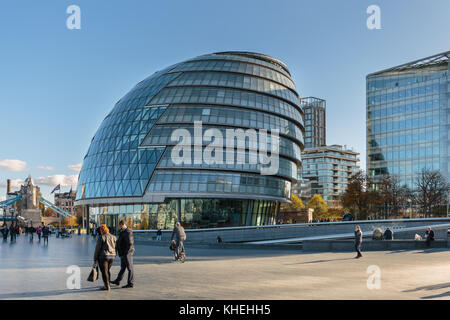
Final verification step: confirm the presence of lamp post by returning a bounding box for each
[408,198,412,219]
[446,190,449,217]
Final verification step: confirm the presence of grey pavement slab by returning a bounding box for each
[1,235,450,300]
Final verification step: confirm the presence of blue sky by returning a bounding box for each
[0,0,449,201]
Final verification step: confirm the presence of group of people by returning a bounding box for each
[92,220,187,291]
[93,220,135,291]
[354,225,436,258]
[26,224,51,244]
[1,222,51,244]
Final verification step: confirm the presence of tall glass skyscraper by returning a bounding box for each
[367,51,450,188]
[302,97,326,148]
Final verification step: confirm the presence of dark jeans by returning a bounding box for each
[98,258,115,288]
[43,236,48,245]
[426,238,434,247]
[355,242,362,256]
[116,253,134,285]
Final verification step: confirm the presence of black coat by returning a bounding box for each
[384,229,393,240]
[426,230,435,241]
[117,228,134,257]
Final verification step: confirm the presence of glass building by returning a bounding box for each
[302,97,326,148]
[75,52,304,231]
[300,145,360,206]
[367,51,450,188]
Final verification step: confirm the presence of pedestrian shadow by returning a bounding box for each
[0,287,101,299]
[284,257,354,265]
[385,249,411,254]
[412,248,449,254]
[422,291,450,299]
[403,282,450,293]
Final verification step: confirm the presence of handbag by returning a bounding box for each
[87,263,99,282]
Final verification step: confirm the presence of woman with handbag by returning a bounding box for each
[93,224,117,291]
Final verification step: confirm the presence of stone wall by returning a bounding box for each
[133,218,450,244]
[302,239,448,252]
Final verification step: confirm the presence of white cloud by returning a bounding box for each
[0,159,27,172]
[0,179,24,189]
[0,196,5,201]
[35,175,78,187]
[68,163,82,172]
[38,166,54,171]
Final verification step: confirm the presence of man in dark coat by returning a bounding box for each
[354,225,363,258]
[9,223,16,242]
[42,225,50,245]
[1,224,8,241]
[111,220,134,288]
[425,227,435,247]
[383,227,394,240]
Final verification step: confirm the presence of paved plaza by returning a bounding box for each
[1,235,450,300]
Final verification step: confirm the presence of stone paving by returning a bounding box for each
[1,234,450,300]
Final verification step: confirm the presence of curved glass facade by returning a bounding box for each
[76,51,304,231]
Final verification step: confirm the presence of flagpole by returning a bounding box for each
[70,185,73,231]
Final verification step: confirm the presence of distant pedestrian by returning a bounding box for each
[42,225,50,245]
[111,220,134,288]
[9,224,16,243]
[93,224,117,291]
[29,226,35,241]
[354,225,363,258]
[217,235,222,243]
[37,226,42,242]
[425,227,434,248]
[171,221,186,258]
[156,228,162,241]
[383,227,393,240]
[1,224,8,241]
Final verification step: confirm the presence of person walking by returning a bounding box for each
[354,225,363,258]
[111,220,134,288]
[171,221,186,258]
[425,227,435,248]
[383,227,394,240]
[156,228,162,241]
[93,224,117,291]
[29,225,35,242]
[42,225,50,245]
[9,223,16,243]
[1,224,8,241]
[36,226,42,242]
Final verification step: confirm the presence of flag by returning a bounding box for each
[51,184,61,194]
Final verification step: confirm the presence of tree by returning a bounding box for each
[281,193,305,211]
[342,171,370,220]
[414,169,449,217]
[307,194,328,221]
[379,174,411,219]
[43,208,56,217]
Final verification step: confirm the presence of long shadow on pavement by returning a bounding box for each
[422,291,450,299]
[403,282,450,293]
[0,287,102,299]
[284,257,354,265]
